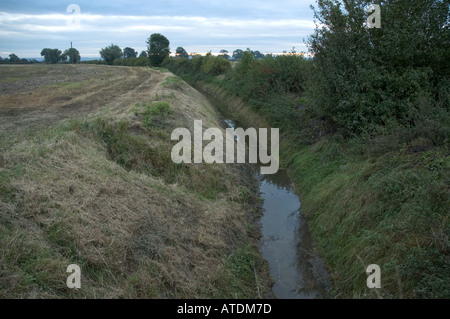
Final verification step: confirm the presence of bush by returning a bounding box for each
[81,60,105,65]
[113,57,150,67]
[201,55,231,75]
[307,0,449,134]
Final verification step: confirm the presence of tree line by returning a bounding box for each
[96,33,266,67]
[0,53,39,64]
[0,48,81,65]
[40,48,81,64]
[2,32,267,66]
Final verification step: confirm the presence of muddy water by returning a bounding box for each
[258,170,331,298]
[224,118,332,299]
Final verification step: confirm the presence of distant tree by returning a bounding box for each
[20,58,28,64]
[219,49,230,59]
[146,33,170,67]
[9,53,20,63]
[41,48,63,64]
[64,48,81,63]
[139,51,148,58]
[100,44,123,65]
[175,47,189,58]
[252,50,265,59]
[123,47,137,58]
[232,49,243,60]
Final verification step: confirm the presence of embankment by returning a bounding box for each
[0,65,271,298]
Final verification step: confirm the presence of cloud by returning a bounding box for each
[0,1,317,58]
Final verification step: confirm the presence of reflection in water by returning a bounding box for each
[260,171,331,299]
[223,118,331,299]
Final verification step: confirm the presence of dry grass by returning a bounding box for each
[0,65,271,298]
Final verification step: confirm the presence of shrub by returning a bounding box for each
[201,55,231,75]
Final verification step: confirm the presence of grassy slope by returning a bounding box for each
[0,65,271,298]
[195,82,449,299]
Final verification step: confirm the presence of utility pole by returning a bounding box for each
[71,42,73,64]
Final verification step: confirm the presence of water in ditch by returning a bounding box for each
[224,118,332,299]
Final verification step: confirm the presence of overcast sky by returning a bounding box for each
[0,0,318,59]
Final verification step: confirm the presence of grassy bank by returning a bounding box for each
[0,65,271,298]
[162,52,449,298]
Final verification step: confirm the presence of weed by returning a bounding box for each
[142,101,171,128]
[162,76,183,90]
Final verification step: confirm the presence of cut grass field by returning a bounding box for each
[0,65,271,298]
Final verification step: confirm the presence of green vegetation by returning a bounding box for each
[64,48,81,64]
[307,0,449,134]
[162,54,232,80]
[123,47,138,58]
[175,47,189,58]
[41,47,81,64]
[165,0,450,298]
[97,35,171,67]
[0,53,35,64]
[41,48,64,64]
[100,44,123,65]
[161,76,183,90]
[206,243,267,298]
[147,33,170,67]
[113,56,150,67]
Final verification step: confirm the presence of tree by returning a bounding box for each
[9,53,20,63]
[139,51,148,58]
[219,49,230,59]
[64,48,80,63]
[175,47,189,58]
[201,55,231,75]
[40,48,62,64]
[308,0,449,133]
[123,47,137,58]
[252,50,265,59]
[232,49,244,60]
[235,50,254,78]
[100,44,123,65]
[147,33,170,67]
